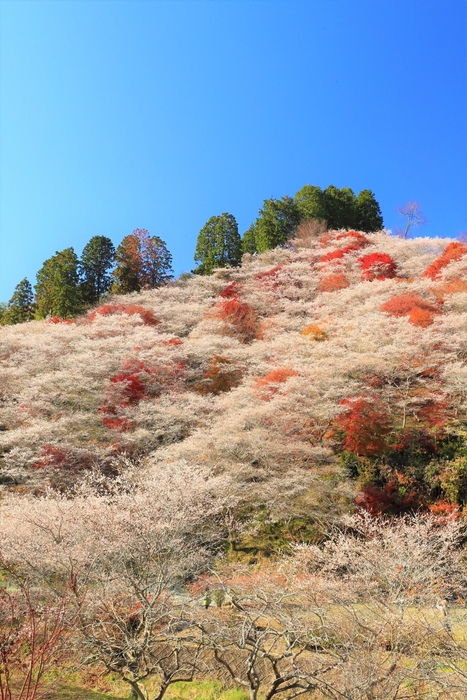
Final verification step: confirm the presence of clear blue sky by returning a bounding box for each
[1,0,466,302]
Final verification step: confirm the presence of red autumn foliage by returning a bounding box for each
[220,282,239,298]
[99,359,185,430]
[318,273,350,293]
[336,396,390,457]
[213,297,259,343]
[423,242,467,280]
[32,445,68,470]
[320,231,371,264]
[46,316,73,325]
[32,444,111,477]
[356,481,420,516]
[416,395,452,432]
[253,368,298,401]
[336,231,371,247]
[380,293,439,328]
[164,337,183,346]
[89,304,159,326]
[255,265,284,282]
[359,252,398,281]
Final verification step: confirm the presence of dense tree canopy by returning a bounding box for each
[35,248,83,319]
[294,184,383,233]
[79,236,115,305]
[253,195,301,253]
[194,213,242,275]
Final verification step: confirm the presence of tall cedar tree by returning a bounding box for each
[321,185,357,230]
[79,236,115,305]
[112,229,173,293]
[354,189,384,232]
[194,213,242,275]
[35,248,83,319]
[241,224,258,255]
[254,196,301,253]
[2,278,35,325]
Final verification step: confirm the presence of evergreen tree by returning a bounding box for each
[194,213,242,275]
[112,229,173,293]
[254,196,301,253]
[241,224,258,255]
[0,302,7,325]
[35,248,82,319]
[2,278,35,324]
[321,185,357,230]
[355,189,384,232]
[79,236,115,305]
[294,184,326,223]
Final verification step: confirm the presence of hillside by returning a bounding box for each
[2,229,467,528]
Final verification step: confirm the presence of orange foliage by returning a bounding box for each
[380,293,440,327]
[301,324,328,341]
[428,500,460,519]
[318,273,349,293]
[253,368,298,401]
[194,355,242,395]
[46,317,73,325]
[358,252,397,281]
[423,242,467,280]
[89,304,159,326]
[213,297,259,343]
[336,395,390,456]
[434,278,467,300]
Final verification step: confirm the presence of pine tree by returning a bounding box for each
[194,213,242,275]
[35,248,83,319]
[254,196,301,253]
[79,236,115,305]
[2,278,35,324]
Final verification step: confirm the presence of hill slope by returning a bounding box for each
[2,230,467,526]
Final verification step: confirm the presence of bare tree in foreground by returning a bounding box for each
[396,201,427,238]
[1,461,225,700]
[0,560,71,700]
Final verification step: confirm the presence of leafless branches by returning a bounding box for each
[396,201,427,238]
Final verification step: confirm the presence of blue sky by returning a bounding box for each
[0,0,466,302]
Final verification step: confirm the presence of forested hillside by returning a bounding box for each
[3,228,467,699]
[2,229,467,520]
